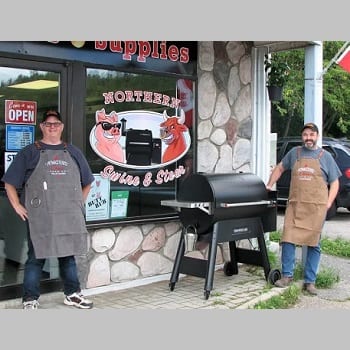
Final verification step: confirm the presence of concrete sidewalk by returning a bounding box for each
[0,263,284,310]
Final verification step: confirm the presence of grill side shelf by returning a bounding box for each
[161,200,212,215]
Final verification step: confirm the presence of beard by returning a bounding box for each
[304,140,316,149]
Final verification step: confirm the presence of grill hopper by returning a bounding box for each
[177,173,276,234]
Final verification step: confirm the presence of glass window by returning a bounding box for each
[0,66,60,186]
[0,66,60,286]
[84,68,194,222]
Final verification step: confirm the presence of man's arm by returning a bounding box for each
[4,183,28,221]
[327,179,339,210]
[82,183,92,202]
[266,162,285,191]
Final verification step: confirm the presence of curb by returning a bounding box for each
[235,287,287,309]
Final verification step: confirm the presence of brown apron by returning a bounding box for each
[25,143,88,258]
[282,148,328,246]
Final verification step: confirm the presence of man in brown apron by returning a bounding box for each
[266,122,341,295]
[2,110,95,309]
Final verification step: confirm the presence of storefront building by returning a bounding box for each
[0,41,315,301]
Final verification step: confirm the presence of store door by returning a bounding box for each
[0,59,69,301]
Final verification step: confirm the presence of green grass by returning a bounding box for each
[253,284,300,309]
[315,266,340,288]
[269,230,282,243]
[321,237,350,257]
[294,262,340,288]
[267,246,279,269]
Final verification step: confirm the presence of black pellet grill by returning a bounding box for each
[161,172,280,299]
[125,129,153,165]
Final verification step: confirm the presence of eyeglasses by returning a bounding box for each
[96,121,121,130]
[42,121,62,128]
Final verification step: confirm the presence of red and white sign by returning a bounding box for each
[5,100,37,124]
[336,46,350,73]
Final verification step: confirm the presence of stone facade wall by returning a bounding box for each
[84,41,254,290]
[197,41,253,173]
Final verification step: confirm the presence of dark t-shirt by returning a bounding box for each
[1,141,94,190]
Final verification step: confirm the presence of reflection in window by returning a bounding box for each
[0,67,59,186]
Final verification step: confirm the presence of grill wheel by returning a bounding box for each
[268,269,281,285]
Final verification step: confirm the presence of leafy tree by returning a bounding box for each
[270,49,305,137]
[270,41,350,139]
[323,41,350,137]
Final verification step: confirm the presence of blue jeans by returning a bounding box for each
[281,241,321,283]
[23,232,81,302]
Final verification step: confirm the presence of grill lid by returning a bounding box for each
[177,173,268,207]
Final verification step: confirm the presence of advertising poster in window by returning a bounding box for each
[5,125,35,151]
[85,174,110,221]
[110,191,129,218]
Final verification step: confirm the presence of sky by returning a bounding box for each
[0,68,31,84]
[0,1,348,41]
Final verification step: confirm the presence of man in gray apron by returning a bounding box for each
[266,123,341,295]
[2,110,95,309]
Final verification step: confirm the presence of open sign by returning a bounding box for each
[5,100,37,125]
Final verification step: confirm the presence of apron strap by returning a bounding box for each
[296,146,301,160]
[318,149,324,159]
[34,141,41,150]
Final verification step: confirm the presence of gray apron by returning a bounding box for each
[25,145,88,258]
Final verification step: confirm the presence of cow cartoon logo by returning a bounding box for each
[160,109,189,163]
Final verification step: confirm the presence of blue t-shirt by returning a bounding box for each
[1,141,94,190]
[281,146,342,184]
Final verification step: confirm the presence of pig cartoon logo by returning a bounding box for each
[94,108,125,163]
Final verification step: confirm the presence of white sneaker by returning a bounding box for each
[64,292,93,309]
[23,300,39,309]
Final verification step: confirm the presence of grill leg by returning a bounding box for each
[256,229,271,280]
[169,228,186,290]
[227,241,239,274]
[204,223,219,298]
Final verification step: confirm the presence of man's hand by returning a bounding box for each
[13,203,28,221]
[4,183,28,221]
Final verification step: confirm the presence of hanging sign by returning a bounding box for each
[5,100,37,125]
